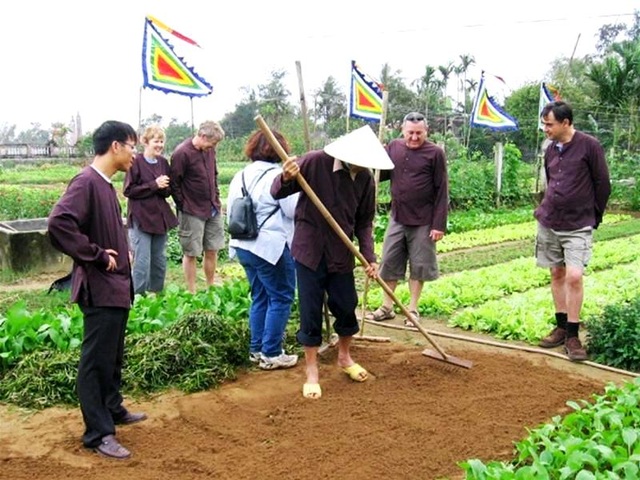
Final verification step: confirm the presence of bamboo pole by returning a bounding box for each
[295,61,312,151]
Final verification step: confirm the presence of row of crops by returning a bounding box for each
[368,213,640,477]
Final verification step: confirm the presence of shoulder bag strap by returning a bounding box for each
[246,167,281,230]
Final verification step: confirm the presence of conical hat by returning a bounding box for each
[323,125,394,170]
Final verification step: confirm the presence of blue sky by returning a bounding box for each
[0,0,636,133]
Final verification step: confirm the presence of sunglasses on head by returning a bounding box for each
[403,112,425,123]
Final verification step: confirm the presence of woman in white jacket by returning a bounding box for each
[227,130,299,370]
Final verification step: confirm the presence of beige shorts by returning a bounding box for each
[535,223,593,269]
[178,212,225,257]
[379,216,439,282]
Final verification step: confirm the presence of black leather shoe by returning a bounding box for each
[114,411,147,425]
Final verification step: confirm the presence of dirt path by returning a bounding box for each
[0,333,629,480]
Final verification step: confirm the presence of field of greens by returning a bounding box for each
[2,161,640,477]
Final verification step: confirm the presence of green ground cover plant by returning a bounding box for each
[587,297,640,372]
[461,378,640,478]
[0,280,252,372]
[0,163,84,184]
[437,214,630,253]
[0,185,65,220]
[367,234,640,318]
[449,258,640,345]
[0,309,299,409]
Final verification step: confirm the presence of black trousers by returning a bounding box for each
[78,306,129,448]
[295,258,359,347]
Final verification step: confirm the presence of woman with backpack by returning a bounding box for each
[227,130,299,370]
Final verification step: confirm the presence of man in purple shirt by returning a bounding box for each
[48,121,147,459]
[170,120,225,293]
[271,125,393,400]
[366,112,449,325]
[536,101,611,361]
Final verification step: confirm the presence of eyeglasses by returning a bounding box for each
[403,112,425,123]
[120,141,137,150]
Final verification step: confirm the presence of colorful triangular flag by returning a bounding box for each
[470,74,518,131]
[349,61,383,122]
[147,15,201,48]
[141,17,212,97]
[538,82,561,129]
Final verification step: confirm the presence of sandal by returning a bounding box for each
[404,310,420,326]
[342,363,368,382]
[365,305,396,322]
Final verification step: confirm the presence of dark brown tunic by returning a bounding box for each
[169,138,221,220]
[123,154,178,234]
[271,151,376,273]
[535,130,611,230]
[48,166,133,308]
[381,138,449,231]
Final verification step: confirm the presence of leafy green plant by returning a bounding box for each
[460,378,640,478]
[449,258,640,344]
[586,296,640,371]
[0,279,253,371]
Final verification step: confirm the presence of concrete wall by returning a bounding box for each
[0,219,71,273]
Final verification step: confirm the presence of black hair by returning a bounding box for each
[541,101,573,125]
[92,120,138,155]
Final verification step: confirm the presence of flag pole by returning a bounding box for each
[295,61,312,151]
[190,97,194,132]
[360,89,391,340]
[138,86,143,133]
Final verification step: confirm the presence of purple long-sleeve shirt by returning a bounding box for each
[48,166,133,309]
[170,138,221,220]
[535,130,611,230]
[270,151,376,273]
[123,154,178,235]
[381,139,449,230]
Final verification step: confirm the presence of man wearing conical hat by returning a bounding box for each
[271,125,393,399]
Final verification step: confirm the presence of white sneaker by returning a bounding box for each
[249,352,262,364]
[259,352,298,370]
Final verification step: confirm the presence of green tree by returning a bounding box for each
[381,63,419,130]
[0,123,17,143]
[257,70,292,128]
[503,83,542,159]
[220,87,260,139]
[15,123,49,144]
[313,76,346,130]
[164,119,192,155]
[587,39,640,152]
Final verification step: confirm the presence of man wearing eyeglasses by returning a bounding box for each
[48,121,147,459]
[366,112,449,326]
[536,101,610,361]
[170,120,226,293]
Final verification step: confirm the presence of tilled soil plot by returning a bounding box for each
[0,339,623,480]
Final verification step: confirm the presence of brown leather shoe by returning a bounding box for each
[95,434,131,459]
[114,411,147,425]
[538,327,566,348]
[565,336,588,361]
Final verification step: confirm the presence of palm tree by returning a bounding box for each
[457,54,476,114]
[412,65,438,121]
[587,39,640,152]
